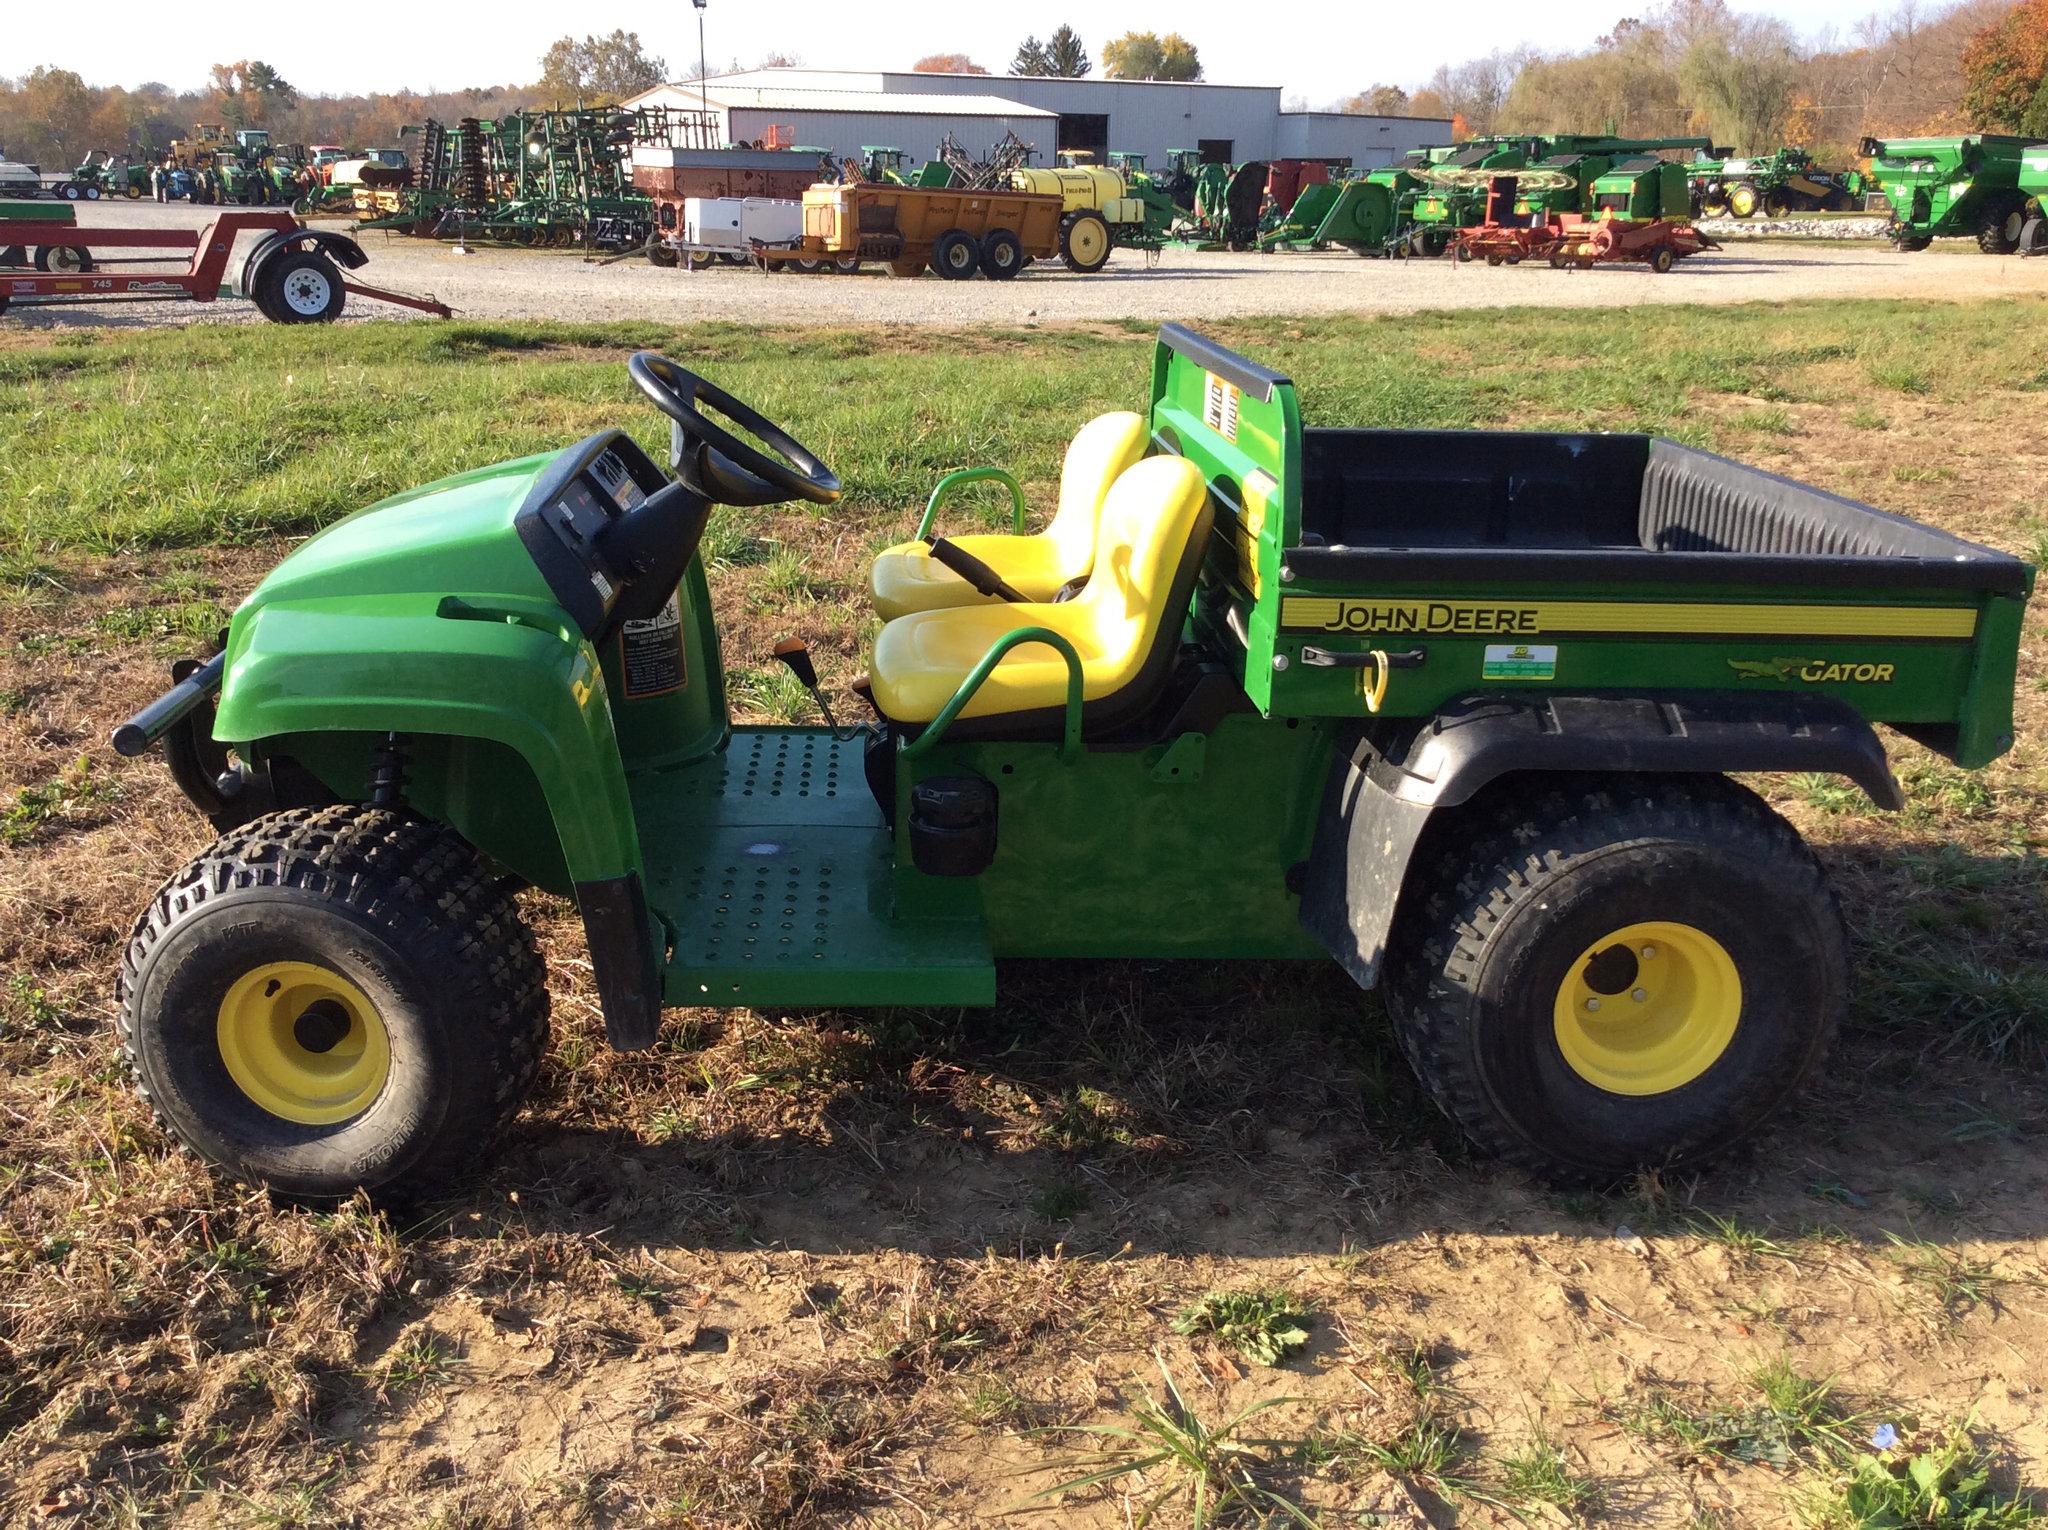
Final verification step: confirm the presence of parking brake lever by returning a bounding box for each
[771,639,861,740]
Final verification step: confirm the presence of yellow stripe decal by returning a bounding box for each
[1278,596,1978,640]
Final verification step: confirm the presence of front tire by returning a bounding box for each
[1058,210,1112,273]
[1385,776,1844,1184]
[118,806,551,1202]
[1977,198,2026,254]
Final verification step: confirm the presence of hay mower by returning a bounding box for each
[1861,134,2044,252]
[0,209,450,320]
[1689,147,1863,219]
[111,325,2032,1202]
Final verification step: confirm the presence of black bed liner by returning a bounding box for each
[1283,430,2030,596]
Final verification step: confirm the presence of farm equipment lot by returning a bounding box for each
[1,304,2044,1525]
[10,196,2048,330]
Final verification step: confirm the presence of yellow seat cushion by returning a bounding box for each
[868,410,1148,620]
[870,455,1213,724]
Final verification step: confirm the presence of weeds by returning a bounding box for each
[1615,1357,1864,1470]
[1030,1354,1314,1527]
[1,756,118,846]
[1498,1434,1599,1514]
[1172,1288,1313,1367]
[1810,1420,2043,1529]
[1883,1233,2016,1320]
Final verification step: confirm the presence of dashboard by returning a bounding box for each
[513,430,670,635]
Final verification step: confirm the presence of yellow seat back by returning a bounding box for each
[1041,411,1149,574]
[1067,454,1214,677]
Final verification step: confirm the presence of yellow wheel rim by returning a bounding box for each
[1729,186,1758,218]
[1069,218,1108,264]
[216,961,390,1125]
[1552,921,1740,1096]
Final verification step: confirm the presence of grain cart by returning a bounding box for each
[775,181,1066,278]
[112,325,2031,1202]
[1861,134,2044,252]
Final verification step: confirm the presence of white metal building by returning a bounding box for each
[623,82,1055,166]
[626,69,1451,170]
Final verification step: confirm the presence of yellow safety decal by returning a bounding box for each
[1228,469,1277,598]
[1278,596,1978,640]
[1202,372,1240,442]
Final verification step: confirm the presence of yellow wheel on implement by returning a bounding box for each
[216,960,390,1124]
[1552,921,1741,1096]
[1059,210,1112,273]
[1728,183,1760,219]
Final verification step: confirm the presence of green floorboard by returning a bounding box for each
[634,728,995,1009]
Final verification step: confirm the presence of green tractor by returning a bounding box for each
[59,149,148,200]
[1691,147,1865,219]
[861,146,913,184]
[1861,134,2044,252]
[113,328,2032,1202]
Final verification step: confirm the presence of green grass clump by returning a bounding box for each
[1812,1421,2042,1529]
[1172,1288,1312,1366]
[1498,1435,1599,1514]
[1,758,118,848]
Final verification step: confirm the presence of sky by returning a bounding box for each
[13,0,1896,107]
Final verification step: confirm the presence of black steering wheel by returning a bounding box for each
[628,352,840,507]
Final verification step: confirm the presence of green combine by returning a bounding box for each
[111,325,2032,1203]
[1861,133,2045,251]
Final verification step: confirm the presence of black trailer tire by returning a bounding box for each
[647,242,679,268]
[253,248,346,323]
[932,227,982,279]
[118,806,550,1203]
[85,185,102,200]
[1384,775,1845,1185]
[981,226,1025,279]
[1977,199,2026,254]
[60,183,81,201]
[1650,245,1676,274]
[1058,210,1112,273]
[34,245,94,273]
[832,256,862,274]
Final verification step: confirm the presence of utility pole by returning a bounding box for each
[695,0,708,117]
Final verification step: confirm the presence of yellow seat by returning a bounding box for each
[868,411,1149,621]
[870,455,1213,727]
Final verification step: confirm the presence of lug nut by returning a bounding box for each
[1641,945,1658,958]
[1584,997,1601,1012]
[1632,988,1649,1002]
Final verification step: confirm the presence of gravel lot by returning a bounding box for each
[8,197,2045,329]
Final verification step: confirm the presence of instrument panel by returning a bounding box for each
[514,431,670,635]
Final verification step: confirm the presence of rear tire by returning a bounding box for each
[980,226,1025,279]
[931,227,982,280]
[1728,183,1759,218]
[1977,199,2026,254]
[253,248,345,323]
[118,806,551,1203]
[1649,245,1676,274]
[1058,210,1112,273]
[34,245,94,273]
[1384,775,1844,1184]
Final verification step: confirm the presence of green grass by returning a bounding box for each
[1171,1288,1313,1367]
[1497,1434,1599,1514]
[1615,1356,1866,1471]
[4,302,2046,559]
[1,757,118,848]
[1809,1420,2043,1529]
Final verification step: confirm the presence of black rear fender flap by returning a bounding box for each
[239,228,369,294]
[1297,691,1903,991]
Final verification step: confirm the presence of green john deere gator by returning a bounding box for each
[1861,133,2045,251]
[114,328,2033,1202]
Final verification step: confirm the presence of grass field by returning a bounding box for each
[0,301,2044,1526]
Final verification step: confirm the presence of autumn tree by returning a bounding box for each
[538,31,667,101]
[912,54,988,74]
[1677,13,1801,149]
[1962,0,2048,130]
[1102,31,1201,81]
[1344,83,1411,114]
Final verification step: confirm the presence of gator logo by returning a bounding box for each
[1728,657,1896,683]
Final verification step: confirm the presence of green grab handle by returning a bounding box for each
[900,625,1085,764]
[915,466,1027,538]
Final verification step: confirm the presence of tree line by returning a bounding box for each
[1345,0,2021,159]
[10,5,2048,172]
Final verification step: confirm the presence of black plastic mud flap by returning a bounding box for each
[575,874,664,1050]
[1297,692,1905,991]
[1297,750,1433,992]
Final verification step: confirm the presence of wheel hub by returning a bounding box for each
[216,961,389,1124]
[1552,920,1741,1095]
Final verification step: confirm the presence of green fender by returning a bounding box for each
[212,592,641,892]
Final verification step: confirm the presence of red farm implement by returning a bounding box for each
[1451,167,1719,272]
[0,209,450,320]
